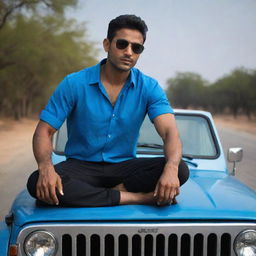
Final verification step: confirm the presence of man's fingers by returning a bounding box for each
[163,188,172,204]
[36,187,41,200]
[154,183,159,197]
[170,188,176,200]
[157,185,166,204]
[172,197,178,205]
[38,188,52,204]
[37,185,47,203]
[49,186,59,205]
[57,176,64,196]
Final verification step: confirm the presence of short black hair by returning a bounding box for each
[107,14,148,43]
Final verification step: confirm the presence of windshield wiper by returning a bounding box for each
[182,154,194,160]
[137,144,198,167]
[137,143,163,149]
[182,154,198,167]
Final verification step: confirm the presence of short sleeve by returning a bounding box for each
[40,76,74,129]
[147,81,174,122]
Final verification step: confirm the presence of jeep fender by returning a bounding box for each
[0,221,10,256]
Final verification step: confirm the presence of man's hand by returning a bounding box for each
[36,165,63,205]
[154,166,180,206]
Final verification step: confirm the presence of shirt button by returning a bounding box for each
[108,134,111,138]
[112,114,115,117]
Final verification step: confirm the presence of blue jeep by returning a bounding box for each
[0,110,255,256]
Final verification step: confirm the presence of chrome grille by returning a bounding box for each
[60,233,231,256]
[17,222,256,256]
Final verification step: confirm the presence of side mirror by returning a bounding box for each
[227,147,243,175]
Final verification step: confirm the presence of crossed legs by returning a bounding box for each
[27,158,189,207]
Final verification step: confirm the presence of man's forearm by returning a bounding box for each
[33,133,53,168]
[32,122,55,169]
[162,130,182,173]
[32,122,63,205]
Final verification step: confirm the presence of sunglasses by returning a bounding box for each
[115,39,144,54]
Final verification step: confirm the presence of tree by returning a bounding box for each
[166,68,256,118]
[0,14,98,119]
[166,72,208,109]
[0,0,77,29]
[0,0,78,72]
[210,68,255,118]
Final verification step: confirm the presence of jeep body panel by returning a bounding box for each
[0,221,10,255]
[11,174,256,227]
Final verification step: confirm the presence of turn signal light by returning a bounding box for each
[9,245,18,256]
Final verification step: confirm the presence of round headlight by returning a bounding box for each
[234,229,256,256]
[24,231,57,256]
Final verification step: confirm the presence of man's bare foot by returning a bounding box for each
[119,191,157,205]
[113,184,177,206]
[112,183,128,192]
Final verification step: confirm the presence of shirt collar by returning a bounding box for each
[89,59,136,88]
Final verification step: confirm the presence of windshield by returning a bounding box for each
[54,114,219,159]
[138,114,218,159]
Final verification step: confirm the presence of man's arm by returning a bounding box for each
[153,113,182,205]
[33,120,63,205]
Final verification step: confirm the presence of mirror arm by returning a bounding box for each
[231,161,236,176]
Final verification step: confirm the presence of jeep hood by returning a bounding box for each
[11,173,256,226]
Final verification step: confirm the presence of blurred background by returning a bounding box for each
[0,0,256,219]
[0,0,256,119]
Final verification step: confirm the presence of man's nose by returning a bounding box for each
[124,44,133,56]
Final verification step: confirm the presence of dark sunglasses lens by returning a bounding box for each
[116,39,144,54]
[132,44,144,54]
[116,39,129,49]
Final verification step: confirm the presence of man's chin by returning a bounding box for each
[116,64,132,72]
[109,60,134,72]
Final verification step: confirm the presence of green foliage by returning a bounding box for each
[166,72,208,109]
[0,10,98,119]
[166,68,256,118]
[0,0,78,29]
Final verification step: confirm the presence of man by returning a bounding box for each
[27,14,189,207]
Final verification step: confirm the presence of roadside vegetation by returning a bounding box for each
[166,68,256,119]
[0,0,98,119]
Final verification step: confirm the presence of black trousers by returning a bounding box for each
[27,157,189,207]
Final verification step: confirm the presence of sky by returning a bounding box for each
[67,0,256,88]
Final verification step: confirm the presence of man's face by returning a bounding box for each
[104,28,144,72]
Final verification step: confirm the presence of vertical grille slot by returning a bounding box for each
[77,234,86,256]
[145,234,153,256]
[168,234,178,256]
[207,233,217,256]
[156,234,165,256]
[119,234,128,256]
[132,234,141,256]
[193,234,203,256]
[105,234,114,256]
[90,234,100,256]
[181,234,190,256]
[220,233,231,256]
[62,234,72,256]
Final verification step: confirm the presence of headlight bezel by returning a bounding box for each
[24,230,58,256]
[234,229,256,256]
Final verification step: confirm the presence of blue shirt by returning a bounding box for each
[40,59,174,163]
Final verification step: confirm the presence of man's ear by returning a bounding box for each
[103,38,110,52]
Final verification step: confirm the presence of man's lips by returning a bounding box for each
[120,58,132,64]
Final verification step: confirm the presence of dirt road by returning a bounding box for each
[0,119,37,219]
